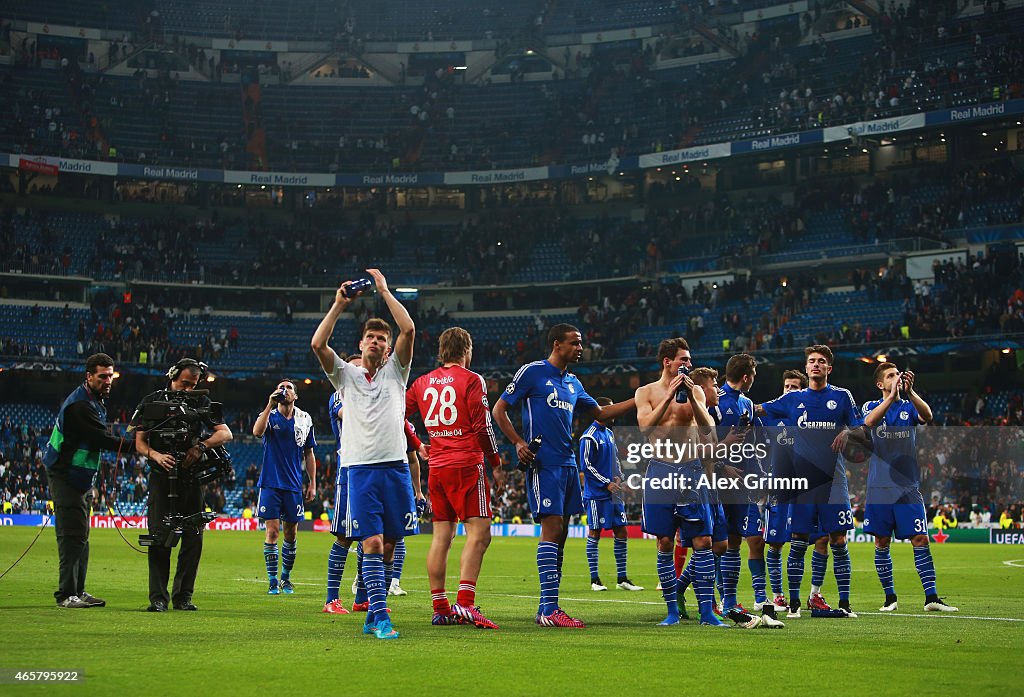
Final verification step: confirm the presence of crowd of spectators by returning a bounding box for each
[3,0,1023,174]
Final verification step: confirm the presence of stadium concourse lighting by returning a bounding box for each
[395,287,418,293]
[303,378,312,384]
[112,371,120,379]
[1003,348,1013,354]
[206,375,216,382]
[876,354,888,363]
[858,356,875,364]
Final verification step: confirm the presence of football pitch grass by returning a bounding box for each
[1,528,1021,695]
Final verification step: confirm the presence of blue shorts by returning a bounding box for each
[330,468,349,536]
[711,502,728,542]
[527,466,584,518]
[764,502,791,544]
[346,463,419,540]
[864,489,928,540]
[641,459,710,541]
[642,501,716,541]
[790,502,854,536]
[724,502,763,538]
[585,497,627,530]
[257,487,304,523]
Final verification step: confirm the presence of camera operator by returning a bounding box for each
[44,353,135,609]
[131,359,233,612]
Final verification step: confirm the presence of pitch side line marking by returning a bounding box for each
[235,578,1024,619]
[1002,559,1024,568]
[855,611,1024,622]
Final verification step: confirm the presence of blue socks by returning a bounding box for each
[537,541,560,616]
[720,547,741,609]
[811,550,828,589]
[787,539,809,604]
[613,538,628,581]
[362,552,388,624]
[692,549,719,623]
[831,543,852,602]
[263,542,279,586]
[714,553,723,602]
[749,557,767,605]
[657,551,678,621]
[766,546,783,596]
[392,538,406,581]
[875,547,895,596]
[913,545,938,597]
[354,543,368,604]
[281,540,296,580]
[325,541,348,603]
[677,558,694,594]
[586,536,600,581]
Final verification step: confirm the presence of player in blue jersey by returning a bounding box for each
[321,356,367,615]
[756,345,861,618]
[579,397,642,593]
[312,269,417,640]
[493,323,636,628]
[712,353,770,618]
[322,386,353,613]
[760,369,830,617]
[858,363,957,613]
[252,379,317,596]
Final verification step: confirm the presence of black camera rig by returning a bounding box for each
[136,389,232,549]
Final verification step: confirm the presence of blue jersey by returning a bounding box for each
[328,392,343,453]
[863,398,922,490]
[761,384,862,491]
[500,360,599,469]
[578,422,621,500]
[715,383,757,476]
[751,415,772,478]
[257,408,316,493]
[764,413,796,480]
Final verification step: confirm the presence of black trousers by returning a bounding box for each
[48,470,93,603]
[147,471,204,606]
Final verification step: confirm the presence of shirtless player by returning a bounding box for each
[634,339,763,629]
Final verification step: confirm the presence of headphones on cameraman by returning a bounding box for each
[167,358,208,383]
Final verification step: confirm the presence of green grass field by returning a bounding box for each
[1,528,1022,695]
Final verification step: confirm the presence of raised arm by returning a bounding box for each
[902,371,933,424]
[252,390,278,438]
[589,397,637,423]
[864,380,899,429]
[686,377,715,435]
[311,282,357,375]
[367,269,414,370]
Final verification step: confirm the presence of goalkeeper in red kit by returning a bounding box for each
[406,327,505,629]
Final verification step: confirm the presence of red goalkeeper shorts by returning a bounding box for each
[429,463,491,522]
